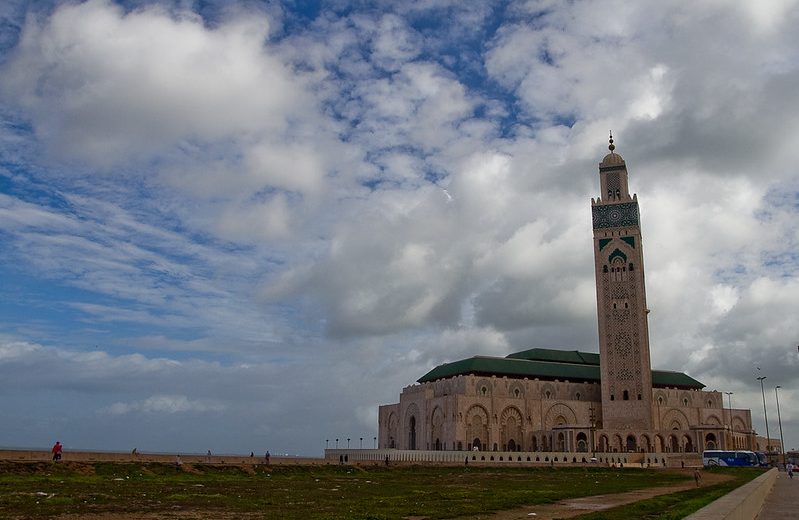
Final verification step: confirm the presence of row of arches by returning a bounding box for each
[390,404,744,452]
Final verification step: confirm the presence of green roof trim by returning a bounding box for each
[621,236,635,248]
[417,356,601,384]
[598,238,612,251]
[417,349,704,390]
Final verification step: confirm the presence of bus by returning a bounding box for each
[702,450,759,467]
[755,452,770,467]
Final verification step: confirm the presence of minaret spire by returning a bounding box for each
[591,137,653,432]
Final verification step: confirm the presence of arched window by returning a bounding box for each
[623,390,629,400]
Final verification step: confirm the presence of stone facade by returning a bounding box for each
[378,138,759,455]
[378,373,755,454]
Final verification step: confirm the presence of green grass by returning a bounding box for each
[571,467,763,520]
[0,461,714,519]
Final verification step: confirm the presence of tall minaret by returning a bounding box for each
[591,133,653,431]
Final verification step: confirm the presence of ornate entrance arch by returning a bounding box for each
[466,405,489,451]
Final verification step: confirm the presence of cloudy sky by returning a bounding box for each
[1,0,798,456]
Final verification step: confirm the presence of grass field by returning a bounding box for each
[0,460,760,519]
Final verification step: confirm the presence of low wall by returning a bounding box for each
[684,468,777,520]
[0,449,324,466]
[324,449,701,468]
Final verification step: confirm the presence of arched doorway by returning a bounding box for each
[598,434,609,452]
[557,432,566,452]
[408,416,417,450]
[639,434,651,452]
[669,435,679,452]
[472,438,482,451]
[654,434,664,452]
[705,433,717,450]
[683,435,694,453]
[626,435,637,452]
[507,439,517,451]
[576,432,588,452]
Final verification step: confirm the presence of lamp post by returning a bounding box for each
[347,438,350,449]
[724,392,734,449]
[360,437,363,449]
[326,439,329,449]
[335,438,339,449]
[775,386,785,465]
[374,436,377,449]
[757,376,771,456]
[588,406,596,454]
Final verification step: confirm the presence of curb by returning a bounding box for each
[684,468,776,520]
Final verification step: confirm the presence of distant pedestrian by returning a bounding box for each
[250,452,254,458]
[51,441,62,461]
[265,451,270,464]
[207,450,212,462]
[694,468,701,487]
[787,462,794,479]
[175,455,183,470]
[385,455,390,466]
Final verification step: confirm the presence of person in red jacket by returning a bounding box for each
[51,441,62,461]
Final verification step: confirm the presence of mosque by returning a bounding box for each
[377,137,760,456]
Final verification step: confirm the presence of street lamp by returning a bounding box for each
[374,436,377,449]
[347,438,350,449]
[360,437,363,449]
[757,376,771,455]
[724,392,734,424]
[335,438,339,449]
[326,439,329,449]
[776,386,785,465]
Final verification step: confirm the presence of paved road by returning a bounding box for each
[757,469,798,519]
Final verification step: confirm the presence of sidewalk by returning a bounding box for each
[757,470,798,519]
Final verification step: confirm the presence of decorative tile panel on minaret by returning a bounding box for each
[592,133,654,431]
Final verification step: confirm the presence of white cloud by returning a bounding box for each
[102,394,225,415]
[1,0,305,167]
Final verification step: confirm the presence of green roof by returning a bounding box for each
[507,348,600,366]
[652,370,704,388]
[417,349,704,389]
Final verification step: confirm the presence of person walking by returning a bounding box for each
[51,441,63,461]
[786,461,794,479]
[694,468,702,487]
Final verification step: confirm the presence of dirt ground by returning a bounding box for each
[448,469,732,520]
